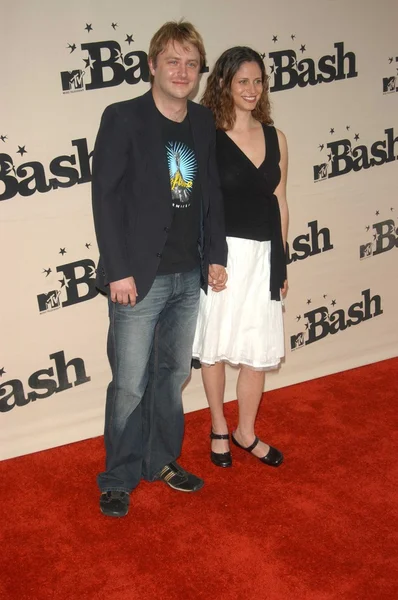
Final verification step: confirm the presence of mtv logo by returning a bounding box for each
[37,290,61,313]
[313,163,328,182]
[60,70,85,92]
[360,242,373,260]
[290,332,305,351]
[383,76,396,94]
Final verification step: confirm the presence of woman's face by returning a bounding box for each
[230,61,263,113]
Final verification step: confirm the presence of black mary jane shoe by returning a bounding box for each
[210,431,232,468]
[231,434,284,467]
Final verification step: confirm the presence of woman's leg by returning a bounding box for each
[201,362,229,453]
[233,367,270,458]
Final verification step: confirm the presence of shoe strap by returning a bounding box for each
[245,436,260,452]
[210,431,230,440]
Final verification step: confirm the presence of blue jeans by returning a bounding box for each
[97,268,200,493]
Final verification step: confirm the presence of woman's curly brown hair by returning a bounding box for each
[201,46,272,130]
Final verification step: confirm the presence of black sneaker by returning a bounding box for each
[157,462,204,492]
[99,491,130,517]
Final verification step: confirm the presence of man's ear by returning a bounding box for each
[148,58,156,77]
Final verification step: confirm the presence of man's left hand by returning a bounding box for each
[208,264,227,292]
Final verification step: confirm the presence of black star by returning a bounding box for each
[327,153,333,162]
[83,56,95,69]
[375,210,379,216]
[365,225,370,231]
[0,367,5,377]
[305,323,309,330]
[111,22,118,30]
[17,145,27,156]
[306,299,311,305]
[391,207,394,212]
[318,144,324,151]
[388,57,393,63]
[0,134,7,142]
[43,268,52,277]
[67,43,76,53]
[296,315,301,322]
[270,64,275,74]
[85,242,91,249]
[346,125,350,131]
[85,23,93,33]
[272,35,278,43]
[323,294,327,299]
[291,34,296,40]
[125,34,134,45]
[59,248,67,255]
[373,233,377,241]
[299,44,306,53]
[330,128,335,135]
[259,53,266,60]
[331,299,337,307]
[354,133,360,141]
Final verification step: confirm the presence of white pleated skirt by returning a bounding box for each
[192,237,285,370]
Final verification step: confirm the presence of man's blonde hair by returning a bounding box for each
[148,20,206,83]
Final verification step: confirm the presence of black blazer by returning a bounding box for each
[92,90,227,301]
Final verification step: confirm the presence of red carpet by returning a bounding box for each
[1,359,398,600]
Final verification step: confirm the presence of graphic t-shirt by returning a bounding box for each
[157,112,201,274]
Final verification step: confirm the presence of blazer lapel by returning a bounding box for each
[188,102,210,214]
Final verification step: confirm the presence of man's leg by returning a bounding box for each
[98,277,172,511]
[142,267,201,485]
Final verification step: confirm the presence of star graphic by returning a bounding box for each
[318,144,324,151]
[270,64,275,74]
[346,125,350,131]
[354,133,360,141]
[388,57,393,63]
[306,299,311,305]
[327,153,333,162]
[125,34,134,45]
[331,299,337,307]
[59,274,71,289]
[272,35,278,43]
[17,145,27,156]
[43,268,52,277]
[85,242,91,249]
[89,266,97,278]
[291,34,296,40]
[373,233,377,241]
[330,128,335,135]
[0,367,5,377]
[111,22,118,30]
[305,323,309,330]
[365,225,370,231]
[67,43,76,53]
[0,134,7,142]
[299,44,306,53]
[375,210,379,216]
[59,248,67,255]
[296,315,301,322]
[259,53,266,60]
[391,207,394,211]
[5,161,16,175]
[85,23,93,33]
[83,56,96,69]
[115,50,124,62]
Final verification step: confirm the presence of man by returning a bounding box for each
[92,20,227,517]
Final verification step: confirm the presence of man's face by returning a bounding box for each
[149,40,201,101]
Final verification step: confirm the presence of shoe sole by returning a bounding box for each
[100,506,129,517]
[163,480,205,492]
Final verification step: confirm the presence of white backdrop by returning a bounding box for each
[1,0,397,460]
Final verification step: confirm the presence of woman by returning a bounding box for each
[192,47,288,468]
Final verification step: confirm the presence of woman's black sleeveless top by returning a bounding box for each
[216,124,287,301]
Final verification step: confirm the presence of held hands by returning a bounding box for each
[208,264,228,293]
[109,276,138,306]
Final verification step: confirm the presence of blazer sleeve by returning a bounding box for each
[207,117,228,267]
[91,104,132,285]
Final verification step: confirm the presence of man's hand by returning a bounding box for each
[281,279,288,298]
[208,264,227,293]
[109,276,138,306]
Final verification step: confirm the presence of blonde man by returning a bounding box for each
[92,21,227,517]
